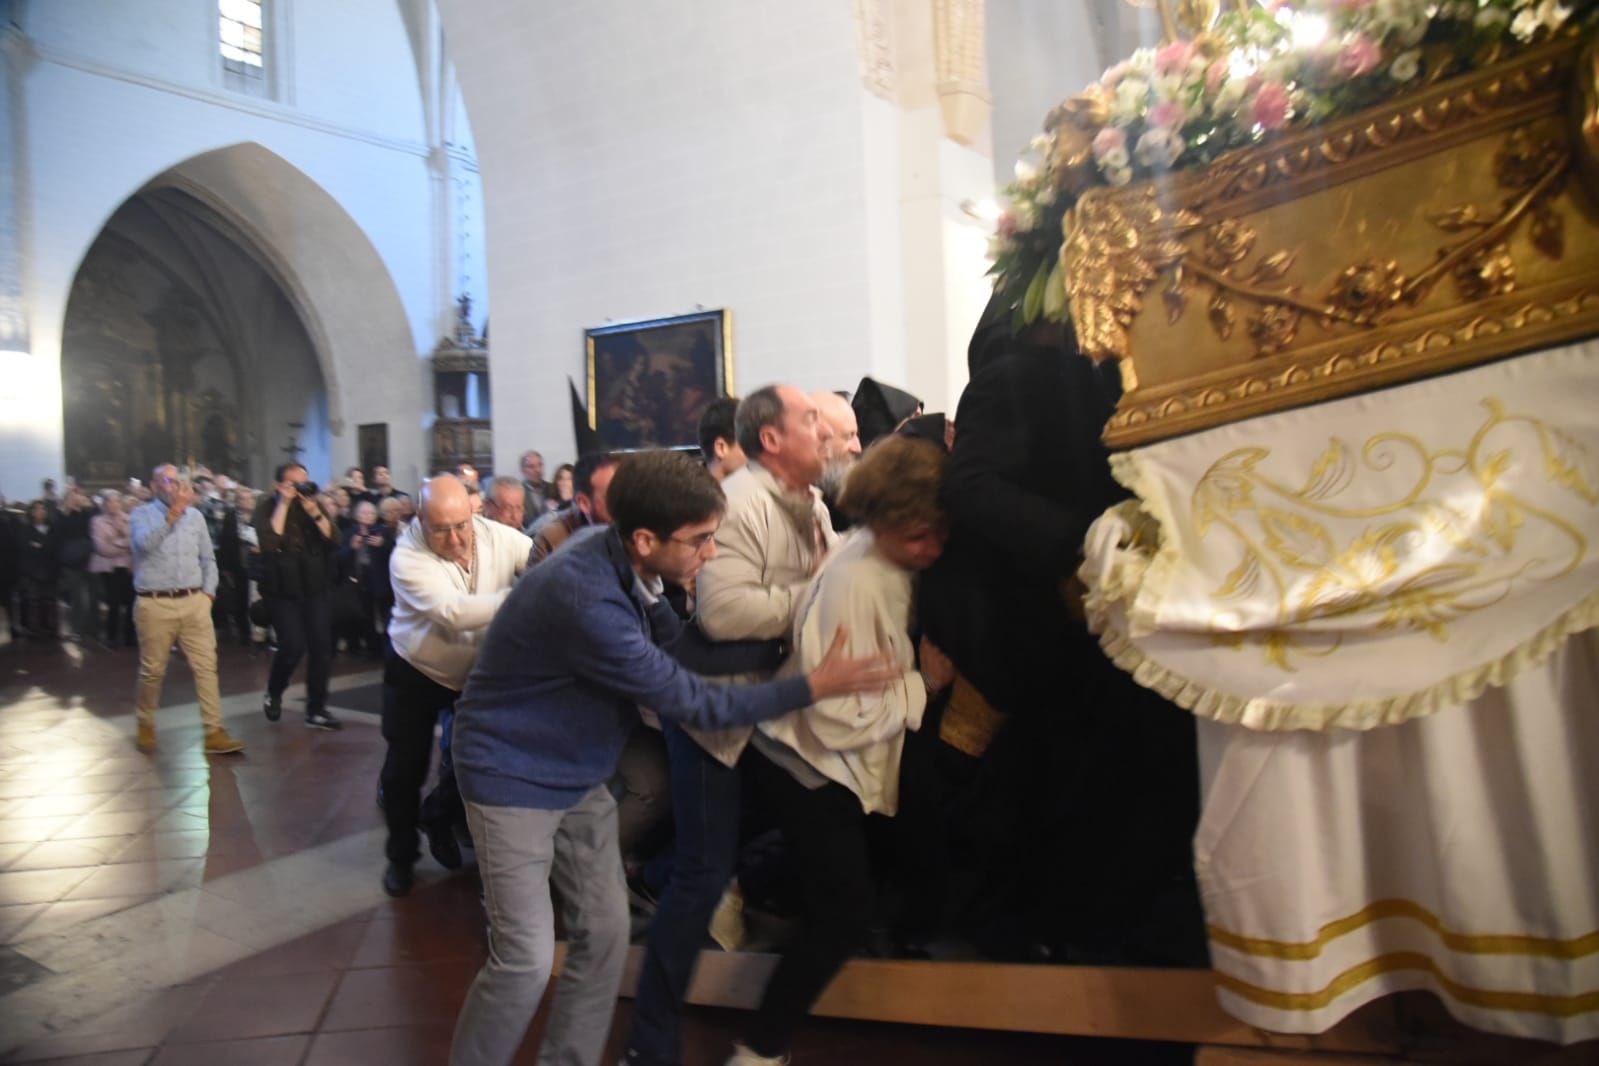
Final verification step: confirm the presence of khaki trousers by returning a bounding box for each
[134,593,224,731]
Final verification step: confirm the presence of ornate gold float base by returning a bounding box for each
[1061,38,1599,450]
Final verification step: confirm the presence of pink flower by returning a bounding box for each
[1205,59,1228,94]
[1149,99,1188,129]
[1155,40,1195,75]
[1092,126,1128,162]
[1335,34,1382,78]
[997,213,1018,239]
[1332,0,1374,11]
[1251,81,1292,131]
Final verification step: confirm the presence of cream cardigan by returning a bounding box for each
[758,528,926,815]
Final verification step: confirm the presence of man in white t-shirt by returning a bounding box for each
[381,475,532,896]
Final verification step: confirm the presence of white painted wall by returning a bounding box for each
[985,0,1162,185]
[3,0,474,496]
[438,0,883,465]
[986,0,1110,184]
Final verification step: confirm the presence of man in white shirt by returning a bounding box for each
[381,475,532,896]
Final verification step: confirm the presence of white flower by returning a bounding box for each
[1103,162,1133,187]
[1029,134,1051,153]
[1098,144,1130,170]
[1135,127,1186,169]
[1014,200,1039,231]
[1127,47,1156,76]
[986,235,1014,259]
[1035,183,1057,207]
[1511,0,1571,41]
[1014,158,1039,183]
[1113,78,1150,123]
[1152,73,1186,102]
[1389,48,1421,81]
[1476,6,1510,28]
[1214,76,1251,115]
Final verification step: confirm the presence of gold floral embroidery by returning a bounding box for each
[1192,400,1595,670]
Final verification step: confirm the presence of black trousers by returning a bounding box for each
[267,592,331,714]
[100,569,136,644]
[379,643,461,866]
[213,570,250,643]
[744,748,874,1058]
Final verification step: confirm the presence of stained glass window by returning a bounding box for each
[219,0,264,72]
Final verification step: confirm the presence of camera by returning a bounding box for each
[295,481,320,497]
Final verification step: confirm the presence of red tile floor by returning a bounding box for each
[0,638,1190,1065]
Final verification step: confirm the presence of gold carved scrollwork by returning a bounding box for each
[1063,187,1201,363]
[1570,33,1599,195]
[1074,121,1577,363]
[1408,125,1571,305]
[1065,38,1599,447]
[1190,402,1596,671]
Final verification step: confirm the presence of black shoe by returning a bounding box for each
[422,820,463,871]
[382,862,414,897]
[263,693,282,722]
[305,710,342,731]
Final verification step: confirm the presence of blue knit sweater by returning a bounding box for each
[453,525,812,810]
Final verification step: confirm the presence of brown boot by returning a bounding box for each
[203,728,245,755]
[136,721,157,753]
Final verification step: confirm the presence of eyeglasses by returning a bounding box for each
[668,530,717,552]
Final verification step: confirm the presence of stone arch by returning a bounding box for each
[48,141,421,487]
[144,141,418,442]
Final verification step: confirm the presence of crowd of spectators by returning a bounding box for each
[3,348,1206,1065]
[0,464,430,658]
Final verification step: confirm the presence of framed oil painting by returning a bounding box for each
[586,309,732,450]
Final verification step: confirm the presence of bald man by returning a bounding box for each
[381,475,533,896]
[814,390,862,532]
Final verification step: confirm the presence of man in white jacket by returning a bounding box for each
[381,475,532,897]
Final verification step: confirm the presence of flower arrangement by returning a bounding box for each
[990,0,1597,331]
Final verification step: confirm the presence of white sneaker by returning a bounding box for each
[725,1044,788,1065]
[708,882,746,951]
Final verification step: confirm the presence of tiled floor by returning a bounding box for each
[0,639,1187,1065]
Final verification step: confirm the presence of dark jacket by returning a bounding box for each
[919,340,1127,720]
[16,519,58,585]
[452,525,809,811]
[251,494,335,599]
[337,523,393,598]
[54,506,95,571]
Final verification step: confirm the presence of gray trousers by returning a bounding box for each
[450,785,630,1066]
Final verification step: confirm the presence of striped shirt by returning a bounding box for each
[130,499,217,596]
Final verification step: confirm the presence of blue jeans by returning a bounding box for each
[623,722,742,1066]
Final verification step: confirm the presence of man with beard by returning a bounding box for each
[812,391,861,532]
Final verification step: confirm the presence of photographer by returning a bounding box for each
[252,463,341,731]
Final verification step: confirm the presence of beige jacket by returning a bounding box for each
[759,529,925,814]
[689,461,838,766]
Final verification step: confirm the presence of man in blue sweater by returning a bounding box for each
[448,450,897,1066]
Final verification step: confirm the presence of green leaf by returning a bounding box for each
[1042,257,1067,320]
[1022,257,1049,325]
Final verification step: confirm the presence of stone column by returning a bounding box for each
[0,19,29,355]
